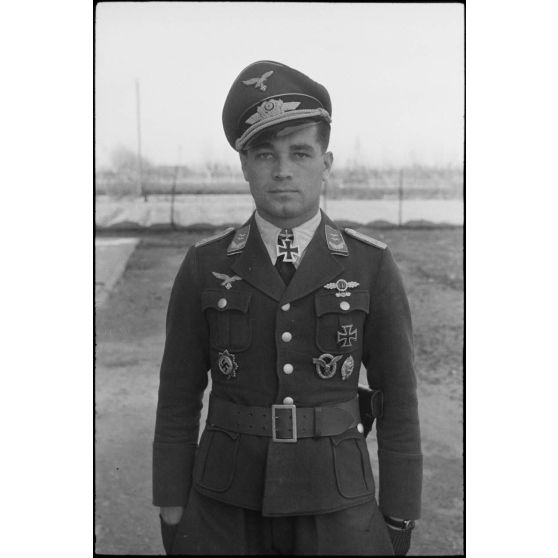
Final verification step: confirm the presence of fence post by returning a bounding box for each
[170,165,178,229]
[136,79,148,202]
[398,169,404,227]
[170,146,181,229]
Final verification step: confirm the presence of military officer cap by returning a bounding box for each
[223,60,332,151]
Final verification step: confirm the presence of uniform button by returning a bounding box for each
[283,363,294,374]
[281,303,291,311]
[357,423,364,434]
[283,396,294,405]
[217,298,228,309]
[340,301,351,311]
[281,331,292,342]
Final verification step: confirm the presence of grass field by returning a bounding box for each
[95,226,463,555]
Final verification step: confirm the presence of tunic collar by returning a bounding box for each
[254,209,322,268]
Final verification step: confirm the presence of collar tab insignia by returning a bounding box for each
[344,228,387,250]
[324,279,360,297]
[227,224,251,255]
[242,70,274,91]
[312,353,343,380]
[211,272,242,290]
[325,225,348,255]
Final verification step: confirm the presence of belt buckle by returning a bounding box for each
[271,404,297,443]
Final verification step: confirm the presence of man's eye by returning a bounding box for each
[255,152,273,160]
[293,152,310,159]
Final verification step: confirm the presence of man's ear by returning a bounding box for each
[322,151,333,180]
[239,151,249,181]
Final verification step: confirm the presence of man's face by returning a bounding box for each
[240,124,333,227]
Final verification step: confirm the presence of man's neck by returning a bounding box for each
[255,208,321,230]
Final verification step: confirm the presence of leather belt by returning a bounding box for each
[207,394,360,443]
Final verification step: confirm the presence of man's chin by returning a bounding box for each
[268,203,302,219]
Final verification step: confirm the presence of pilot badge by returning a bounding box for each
[217,349,238,379]
[312,353,343,379]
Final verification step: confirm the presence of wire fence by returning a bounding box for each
[95,166,463,229]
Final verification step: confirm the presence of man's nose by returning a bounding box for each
[272,156,293,180]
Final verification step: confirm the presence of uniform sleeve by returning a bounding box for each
[152,246,210,506]
[362,248,423,519]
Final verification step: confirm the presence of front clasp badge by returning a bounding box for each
[324,279,359,297]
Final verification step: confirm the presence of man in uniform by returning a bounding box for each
[153,60,422,555]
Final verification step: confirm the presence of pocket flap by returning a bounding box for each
[202,289,251,313]
[315,290,370,317]
[205,425,240,440]
[330,428,363,446]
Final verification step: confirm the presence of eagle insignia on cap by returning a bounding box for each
[242,70,274,91]
[245,99,301,125]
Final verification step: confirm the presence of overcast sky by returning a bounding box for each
[95,2,464,169]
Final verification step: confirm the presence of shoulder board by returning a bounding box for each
[344,228,387,250]
[195,227,235,248]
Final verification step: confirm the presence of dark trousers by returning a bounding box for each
[167,488,394,555]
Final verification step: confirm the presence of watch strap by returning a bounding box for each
[383,515,416,531]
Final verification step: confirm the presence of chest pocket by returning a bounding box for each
[202,289,252,352]
[315,290,370,354]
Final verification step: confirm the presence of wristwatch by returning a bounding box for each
[383,516,416,531]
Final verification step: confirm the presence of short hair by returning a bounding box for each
[242,119,331,154]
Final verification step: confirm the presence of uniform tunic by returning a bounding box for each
[153,211,422,521]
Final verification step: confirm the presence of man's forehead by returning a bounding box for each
[275,121,319,139]
[247,122,319,150]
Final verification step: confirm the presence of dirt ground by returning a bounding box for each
[95,226,463,555]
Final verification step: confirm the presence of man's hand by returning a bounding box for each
[159,507,184,555]
[383,516,415,556]
[160,506,184,525]
[386,526,412,556]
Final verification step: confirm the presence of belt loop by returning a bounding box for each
[314,407,322,438]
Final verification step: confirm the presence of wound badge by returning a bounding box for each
[340,355,355,381]
[337,324,357,348]
[217,349,238,379]
[324,279,360,297]
[312,353,343,379]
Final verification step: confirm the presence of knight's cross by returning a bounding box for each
[337,325,358,348]
[277,230,299,263]
[277,239,299,262]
